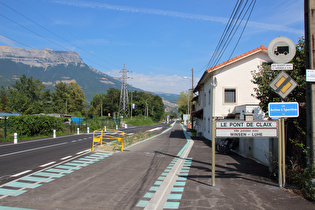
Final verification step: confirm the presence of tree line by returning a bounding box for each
[0,74,166,122]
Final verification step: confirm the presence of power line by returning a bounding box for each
[201,0,256,74]
[0,0,121,71]
[0,34,33,49]
[228,0,256,60]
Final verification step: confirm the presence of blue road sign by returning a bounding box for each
[268,102,299,118]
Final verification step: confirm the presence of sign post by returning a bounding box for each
[268,102,299,187]
[214,120,281,186]
[212,119,216,187]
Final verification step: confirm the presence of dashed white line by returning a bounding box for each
[60,156,72,160]
[0,142,68,158]
[39,161,56,167]
[147,127,162,132]
[76,149,90,155]
[11,170,32,177]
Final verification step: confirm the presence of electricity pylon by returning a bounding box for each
[119,64,129,118]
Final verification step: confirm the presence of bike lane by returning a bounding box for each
[179,136,315,210]
[0,122,193,210]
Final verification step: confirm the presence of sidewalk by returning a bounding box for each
[180,136,315,210]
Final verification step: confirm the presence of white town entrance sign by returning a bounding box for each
[215,121,278,138]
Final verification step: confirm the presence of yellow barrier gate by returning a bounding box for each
[91,128,125,152]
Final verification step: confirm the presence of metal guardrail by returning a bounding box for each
[91,128,125,152]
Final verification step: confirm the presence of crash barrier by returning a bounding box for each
[91,128,125,152]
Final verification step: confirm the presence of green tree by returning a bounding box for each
[104,88,120,116]
[68,82,86,115]
[6,74,47,114]
[0,86,7,111]
[87,88,120,118]
[51,82,86,116]
[51,82,69,114]
[177,91,190,115]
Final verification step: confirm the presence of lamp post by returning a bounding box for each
[130,91,134,120]
[183,68,194,129]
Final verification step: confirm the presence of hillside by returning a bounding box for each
[0,46,178,110]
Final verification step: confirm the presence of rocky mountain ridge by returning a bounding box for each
[0,45,179,111]
[0,46,84,69]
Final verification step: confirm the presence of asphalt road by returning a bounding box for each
[0,123,170,185]
[0,133,93,184]
[0,122,189,209]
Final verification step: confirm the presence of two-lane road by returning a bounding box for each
[0,133,93,184]
[0,123,170,184]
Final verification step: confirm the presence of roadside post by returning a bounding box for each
[14,133,17,144]
[269,102,299,187]
[212,119,216,186]
[53,130,56,138]
[77,128,79,135]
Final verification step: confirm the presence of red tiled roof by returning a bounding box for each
[206,45,267,72]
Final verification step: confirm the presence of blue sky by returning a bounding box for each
[0,0,304,94]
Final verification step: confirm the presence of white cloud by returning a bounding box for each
[52,0,302,35]
[106,70,194,94]
[0,34,17,46]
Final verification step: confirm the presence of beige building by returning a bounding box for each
[193,45,274,166]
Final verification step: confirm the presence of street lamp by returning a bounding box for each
[183,68,194,129]
[130,91,135,119]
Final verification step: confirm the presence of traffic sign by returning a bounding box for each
[269,71,298,99]
[268,102,299,118]
[306,69,315,82]
[271,63,293,70]
[268,37,296,63]
[215,121,278,138]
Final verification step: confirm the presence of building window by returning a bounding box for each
[224,88,236,103]
[208,90,211,105]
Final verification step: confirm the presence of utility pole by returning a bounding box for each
[191,68,194,129]
[119,64,129,118]
[305,0,315,165]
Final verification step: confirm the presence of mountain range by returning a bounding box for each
[0,46,179,110]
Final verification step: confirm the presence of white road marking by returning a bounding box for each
[10,170,32,177]
[39,161,56,167]
[60,156,72,160]
[0,142,68,158]
[76,149,90,154]
[147,127,162,132]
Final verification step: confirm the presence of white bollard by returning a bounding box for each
[125,124,127,128]
[14,133,18,144]
[53,130,56,138]
[104,126,107,131]
[116,125,118,130]
[77,128,80,135]
[87,127,89,134]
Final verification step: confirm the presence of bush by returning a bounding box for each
[286,139,315,201]
[10,115,64,137]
